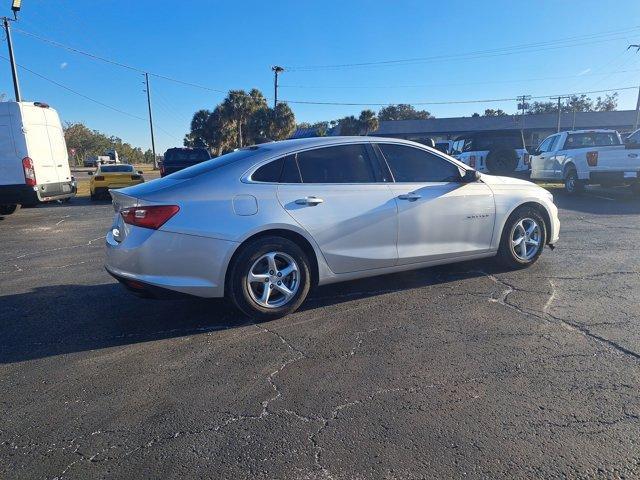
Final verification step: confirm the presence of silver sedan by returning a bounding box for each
[105,137,560,319]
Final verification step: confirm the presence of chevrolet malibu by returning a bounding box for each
[105,137,559,319]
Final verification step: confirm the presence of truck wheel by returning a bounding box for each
[0,204,19,215]
[564,168,584,195]
[486,147,518,176]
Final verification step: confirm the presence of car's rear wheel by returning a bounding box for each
[497,206,547,268]
[227,236,311,320]
[564,168,584,195]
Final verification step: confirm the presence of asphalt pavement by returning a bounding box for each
[1,186,640,479]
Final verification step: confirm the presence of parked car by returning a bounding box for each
[451,131,530,176]
[84,155,119,168]
[105,137,559,319]
[89,164,144,200]
[530,129,640,194]
[160,147,210,177]
[0,101,74,215]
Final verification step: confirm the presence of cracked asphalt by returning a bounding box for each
[1,187,640,479]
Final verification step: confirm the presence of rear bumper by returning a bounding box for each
[0,181,74,204]
[105,226,238,298]
[587,171,640,185]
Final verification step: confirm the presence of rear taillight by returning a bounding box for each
[587,151,598,167]
[22,157,36,186]
[94,175,105,181]
[523,153,530,165]
[469,155,476,168]
[121,205,179,230]
[131,174,141,180]
[160,164,165,176]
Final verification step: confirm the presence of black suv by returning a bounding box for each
[160,148,211,177]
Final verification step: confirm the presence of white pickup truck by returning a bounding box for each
[530,129,640,194]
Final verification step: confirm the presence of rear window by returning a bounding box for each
[473,134,524,151]
[169,147,261,179]
[564,132,621,149]
[164,148,210,164]
[100,165,133,173]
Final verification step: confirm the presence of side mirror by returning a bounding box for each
[461,169,480,183]
[137,170,143,175]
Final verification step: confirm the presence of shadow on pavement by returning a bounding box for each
[1,260,502,364]
[546,185,640,216]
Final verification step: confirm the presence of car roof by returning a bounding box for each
[562,129,619,134]
[251,136,434,156]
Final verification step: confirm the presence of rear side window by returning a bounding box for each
[564,132,621,149]
[252,158,283,182]
[296,144,375,183]
[378,144,461,182]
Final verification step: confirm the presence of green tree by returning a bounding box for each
[336,115,361,135]
[378,104,432,121]
[359,109,379,134]
[595,93,618,111]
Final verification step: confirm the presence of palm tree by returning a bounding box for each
[358,109,379,135]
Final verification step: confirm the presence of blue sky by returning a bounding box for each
[2,0,640,153]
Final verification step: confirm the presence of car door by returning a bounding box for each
[532,135,556,179]
[276,143,398,274]
[375,143,495,265]
[544,134,563,178]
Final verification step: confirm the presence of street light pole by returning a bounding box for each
[628,45,640,130]
[144,73,157,169]
[271,66,284,109]
[3,16,21,102]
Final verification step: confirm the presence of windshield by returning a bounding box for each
[100,165,134,173]
[169,147,262,179]
[164,149,210,164]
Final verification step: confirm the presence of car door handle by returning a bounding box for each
[295,196,324,206]
[398,192,421,201]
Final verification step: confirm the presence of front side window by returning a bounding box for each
[295,144,375,183]
[377,144,462,183]
[537,136,554,153]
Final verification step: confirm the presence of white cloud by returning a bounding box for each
[577,68,591,76]
[60,62,68,70]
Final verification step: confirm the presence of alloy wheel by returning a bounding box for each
[510,218,541,261]
[246,251,300,308]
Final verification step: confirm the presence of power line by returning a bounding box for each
[0,54,146,120]
[284,26,640,71]
[12,26,227,93]
[279,69,640,90]
[282,86,639,107]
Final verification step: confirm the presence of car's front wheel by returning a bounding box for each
[227,236,311,320]
[497,206,547,268]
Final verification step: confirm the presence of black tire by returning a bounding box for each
[0,204,19,215]
[497,206,547,269]
[486,147,519,175]
[90,192,97,201]
[226,236,311,320]
[564,168,584,195]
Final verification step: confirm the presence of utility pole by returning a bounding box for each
[550,96,569,133]
[271,66,284,109]
[3,2,21,102]
[517,95,531,145]
[144,73,157,169]
[629,45,640,130]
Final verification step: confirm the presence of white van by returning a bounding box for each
[0,101,74,215]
